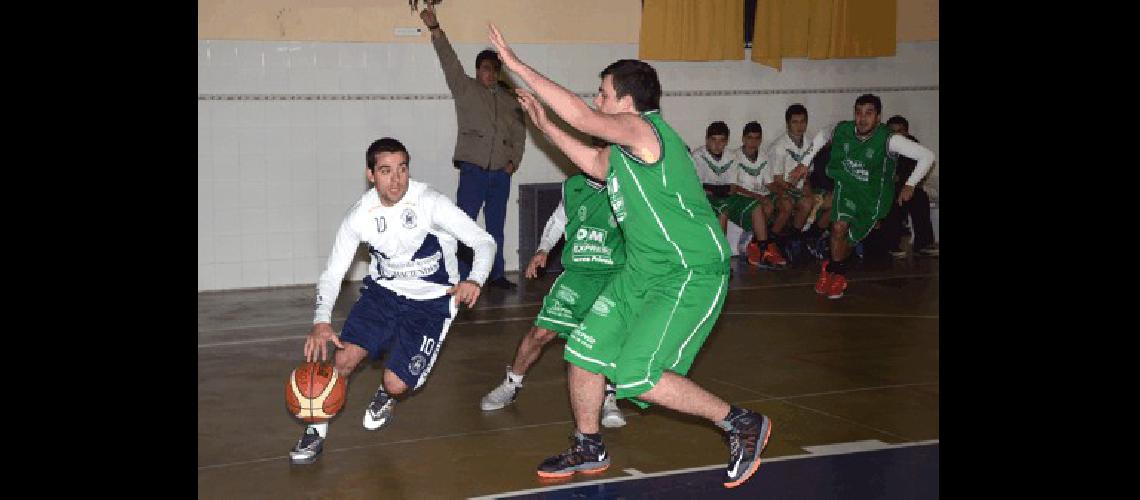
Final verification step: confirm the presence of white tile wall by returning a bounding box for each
[198,39,939,291]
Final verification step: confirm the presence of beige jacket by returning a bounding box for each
[431,32,527,172]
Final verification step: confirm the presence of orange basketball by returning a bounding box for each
[285,361,347,423]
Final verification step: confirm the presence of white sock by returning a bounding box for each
[506,370,524,386]
[308,422,328,438]
[604,383,616,395]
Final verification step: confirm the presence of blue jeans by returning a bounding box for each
[455,162,510,281]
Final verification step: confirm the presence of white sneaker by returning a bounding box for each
[600,392,626,428]
[363,387,394,431]
[480,375,521,411]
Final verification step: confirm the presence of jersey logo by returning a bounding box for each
[402,208,417,228]
[578,205,588,221]
[408,354,428,376]
[865,149,874,159]
[375,217,387,233]
[841,159,870,182]
[591,296,615,316]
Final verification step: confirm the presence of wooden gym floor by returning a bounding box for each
[198,255,939,498]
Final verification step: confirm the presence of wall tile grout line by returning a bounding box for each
[197,85,939,101]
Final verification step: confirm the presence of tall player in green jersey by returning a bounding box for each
[489,24,772,489]
[789,94,935,299]
[479,173,628,429]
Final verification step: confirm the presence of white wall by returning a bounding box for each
[198,40,938,291]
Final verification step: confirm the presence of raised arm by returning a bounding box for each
[422,4,469,96]
[517,89,610,180]
[488,23,656,166]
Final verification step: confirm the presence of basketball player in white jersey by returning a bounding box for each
[289,137,496,464]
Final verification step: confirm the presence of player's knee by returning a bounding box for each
[382,370,409,396]
[334,351,360,376]
[530,327,557,345]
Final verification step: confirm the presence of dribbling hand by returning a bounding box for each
[304,323,344,363]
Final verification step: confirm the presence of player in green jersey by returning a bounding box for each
[788,94,935,299]
[489,24,772,489]
[479,173,628,428]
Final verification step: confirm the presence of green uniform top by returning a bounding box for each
[560,174,626,272]
[605,110,730,272]
[826,121,897,196]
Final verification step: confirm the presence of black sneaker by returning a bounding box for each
[488,277,518,290]
[288,427,325,465]
[363,387,394,430]
[720,409,773,488]
[536,432,611,478]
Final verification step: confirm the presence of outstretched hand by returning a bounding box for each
[488,23,522,71]
[516,89,548,129]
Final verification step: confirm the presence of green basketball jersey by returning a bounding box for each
[826,121,896,193]
[561,174,626,271]
[605,110,730,272]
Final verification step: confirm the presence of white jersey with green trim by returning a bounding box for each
[732,146,774,196]
[767,133,815,190]
[691,146,736,186]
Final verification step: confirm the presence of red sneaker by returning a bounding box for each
[815,261,830,294]
[827,273,847,299]
[762,243,787,267]
[746,240,762,266]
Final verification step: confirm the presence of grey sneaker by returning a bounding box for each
[600,392,626,428]
[721,409,772,488]
[363,387,394,431]
[288,427,324,465]
[480,374,521,411]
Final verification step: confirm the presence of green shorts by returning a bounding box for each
[563,262,729,408]
[831,181,893,244]
[707,194,732,215]
[534,269,621,338]
[721,194,762,232]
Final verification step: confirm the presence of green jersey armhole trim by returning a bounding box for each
[616,110,664,169]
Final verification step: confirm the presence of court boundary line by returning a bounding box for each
[466,439,940,499]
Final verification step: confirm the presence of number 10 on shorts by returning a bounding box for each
[420,336,436,356]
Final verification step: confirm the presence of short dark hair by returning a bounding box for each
[886,115,909,129]
[855,94,882,114]
[366,137,409,171]
[475,49,502,73]
[742,121,763,136]
[785,104,808,123]
[706,121,730,138]
[599,59,662,112]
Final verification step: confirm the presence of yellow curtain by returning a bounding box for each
[752,0,896,70]
[639,0,744,61]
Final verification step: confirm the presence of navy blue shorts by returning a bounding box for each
[338,278,457,391]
